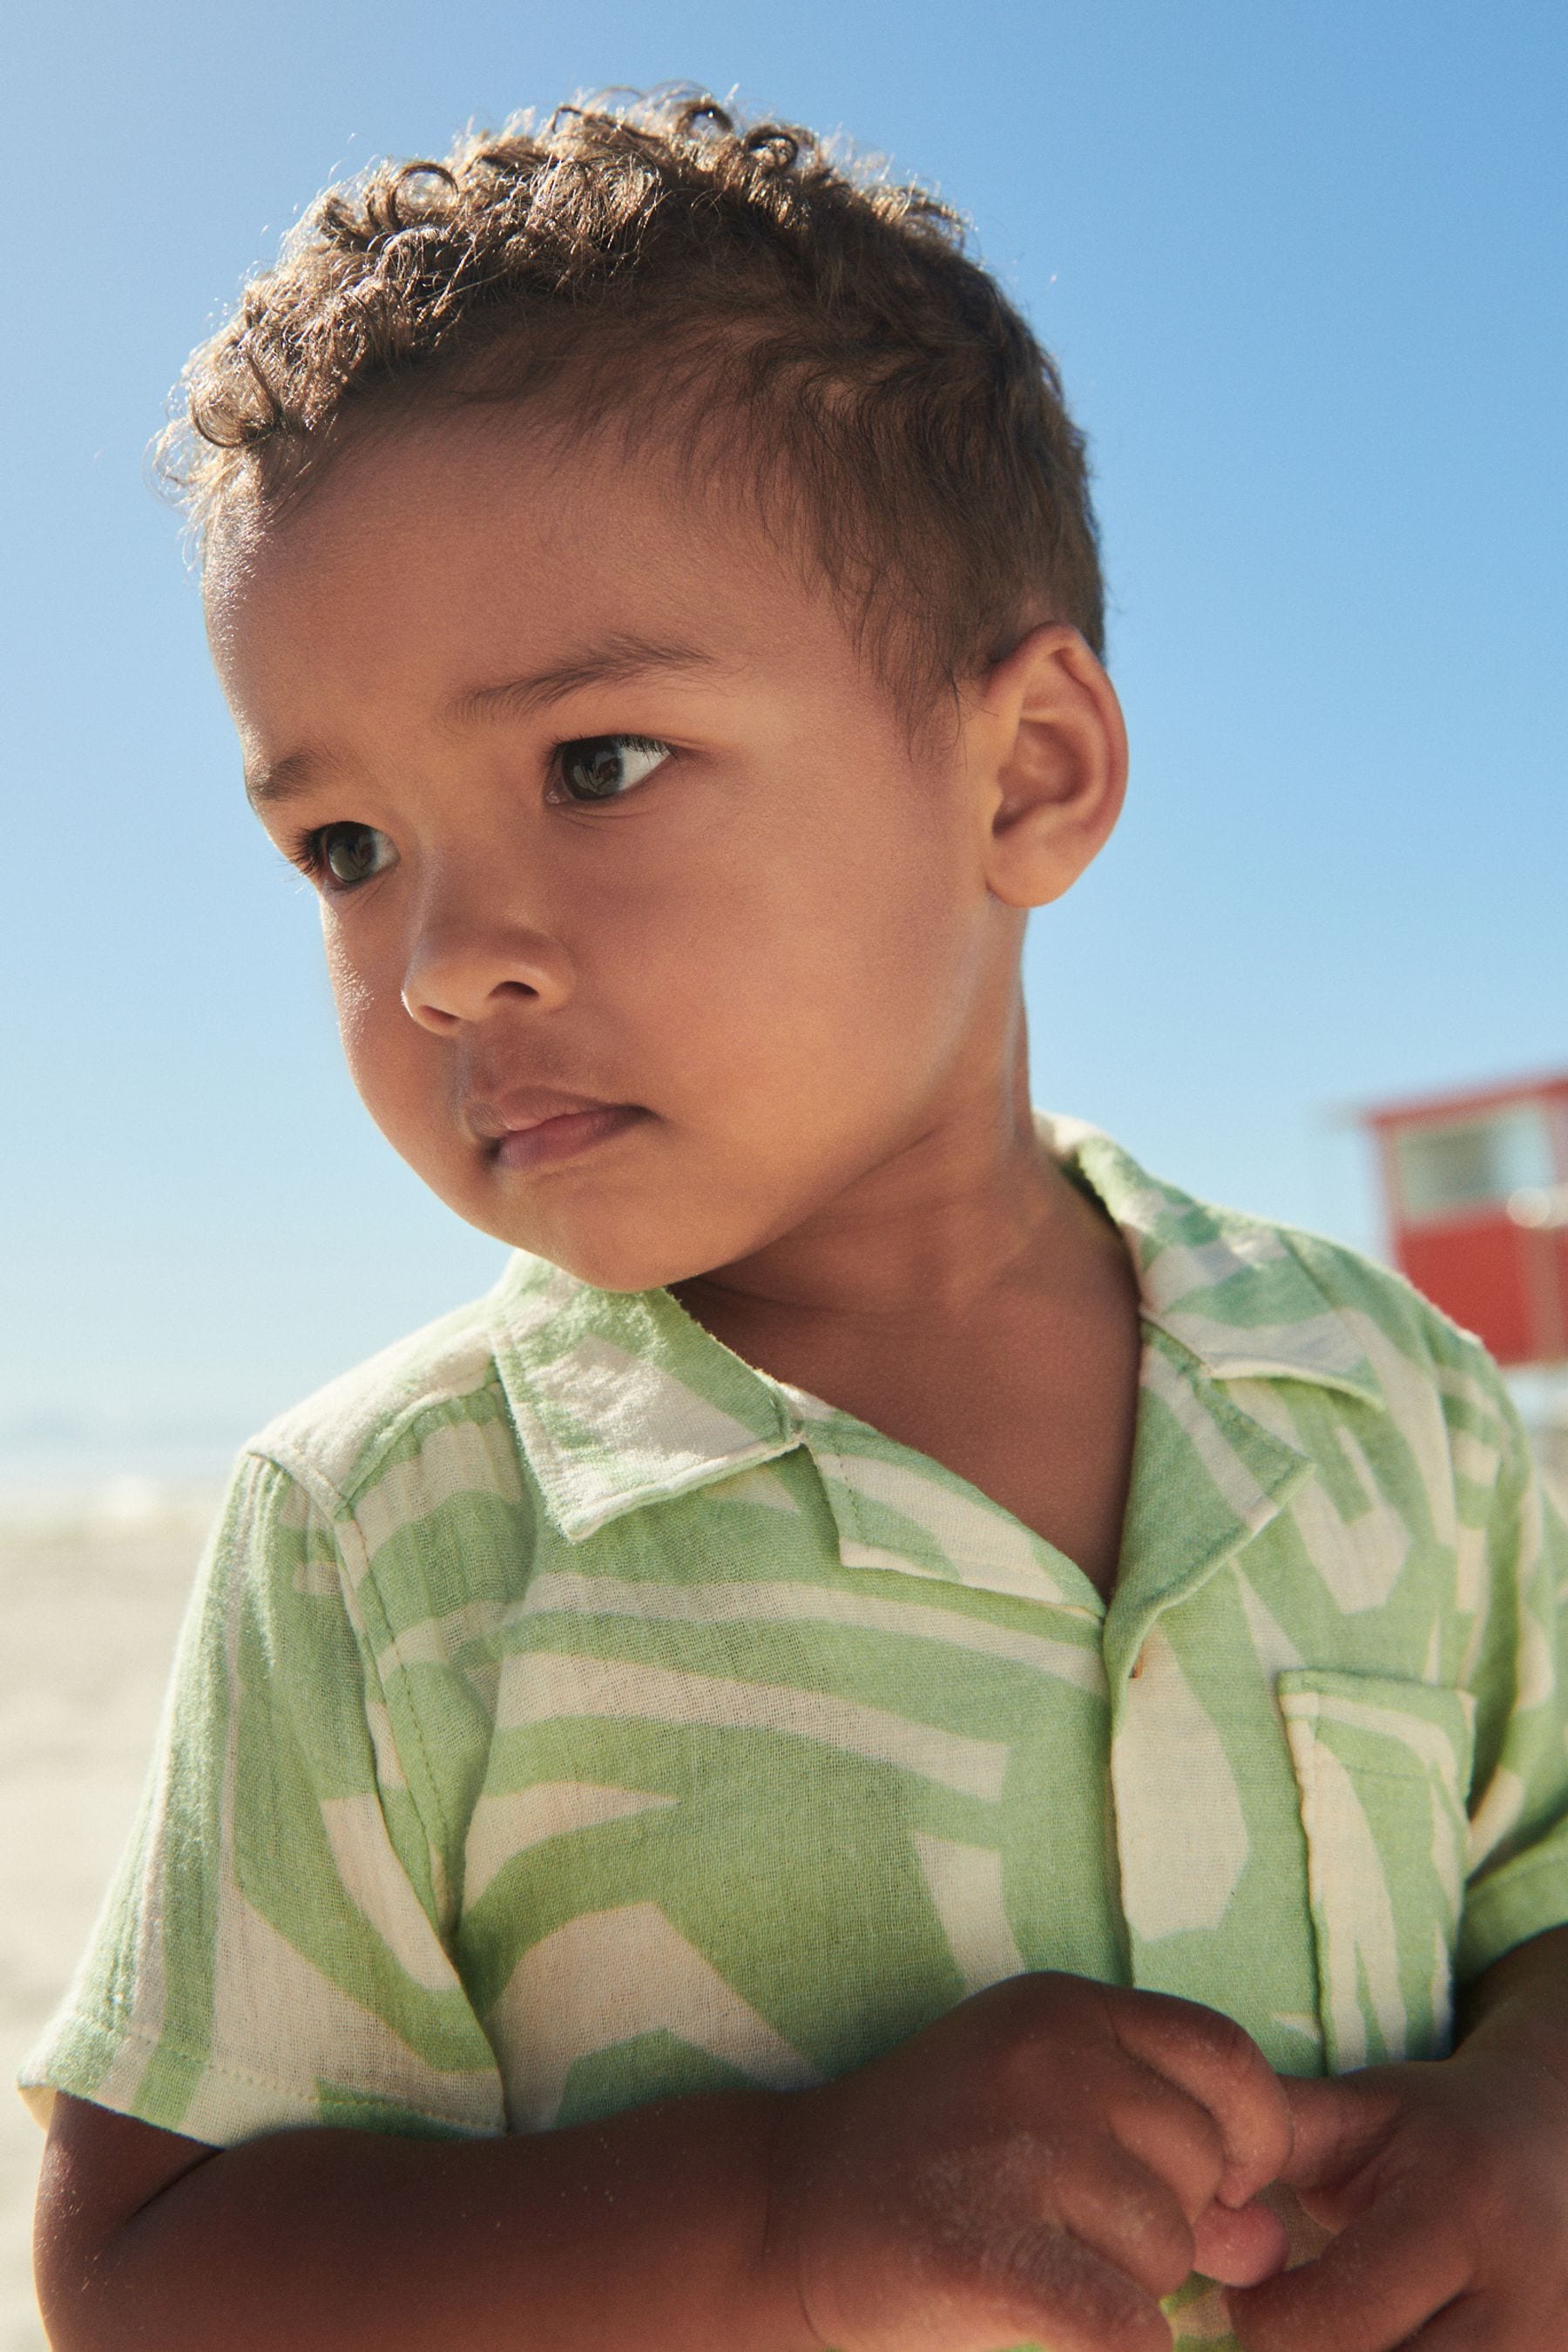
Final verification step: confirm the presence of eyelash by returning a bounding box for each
[546,733,674,806]
[286,733,675,888]
[287,823,381,890]
[287,828,331,878]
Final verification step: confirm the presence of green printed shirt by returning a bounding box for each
[24,1119,1568,2347]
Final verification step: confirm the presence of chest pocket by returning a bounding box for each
[1278,1669,1476,2072]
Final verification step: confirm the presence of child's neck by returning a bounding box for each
[672,1121,1143,1597]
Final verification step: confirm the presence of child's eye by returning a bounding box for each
[551,734,672,804]
[301,821,398,889]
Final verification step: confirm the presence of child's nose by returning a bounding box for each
[399,898,572,1031]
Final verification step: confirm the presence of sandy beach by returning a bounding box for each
[1,1490,219,2352]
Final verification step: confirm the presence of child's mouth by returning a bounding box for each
[491,1102,649,1172]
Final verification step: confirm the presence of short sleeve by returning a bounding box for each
[1456,1375,1568,1984]
[19,1450,505,2144]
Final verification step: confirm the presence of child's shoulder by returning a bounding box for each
[1052,1116,1520,1456]
[240,1251,576,1517]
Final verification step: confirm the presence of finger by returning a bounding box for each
[988,2220,1176,2352]
[1396,2294,1500,2352]
[1106,2059,1289,2284]
[1227,2185,1470,2352]
[1044,2131,1199,2304]
[1109,2088,1279,2286]
[1191,2195,1290,2288]
[1110,1993,1293,2207]
[1275,2072,1397,2200]
[1109,2066,1227,2220]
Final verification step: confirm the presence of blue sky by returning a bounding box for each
[3,0,1565,1464]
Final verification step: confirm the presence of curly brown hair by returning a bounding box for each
[165,91,1105,702]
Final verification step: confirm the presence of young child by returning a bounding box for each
[24,92,1568,2352]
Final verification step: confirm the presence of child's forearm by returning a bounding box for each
[44,1973,1299,2352]
[41,2089,807,2352]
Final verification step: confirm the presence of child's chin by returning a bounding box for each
[465,1171,782,1294]
[498,1216,727,1297]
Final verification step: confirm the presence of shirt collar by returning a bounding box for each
[488,1255,800,1541]
[1040,1115,1383,1406]
[489,1118,1382,1544]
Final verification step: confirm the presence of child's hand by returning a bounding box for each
[1227,2040,1568,2349]
[764,1971,1293,2352]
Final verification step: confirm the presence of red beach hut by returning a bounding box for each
[1362,1073,1568,1368]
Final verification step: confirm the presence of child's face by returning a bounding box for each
[206,412,1048,1289]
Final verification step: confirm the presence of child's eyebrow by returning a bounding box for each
[446,633,727,725]
[246,747,340,814]
[244,635,727,813]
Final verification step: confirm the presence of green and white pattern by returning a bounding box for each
[23,1119,1568,2350]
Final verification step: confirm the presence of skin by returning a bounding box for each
[34,409,1568,2350]
[205,412,1146,1589]
[1227,1925,1568,2350]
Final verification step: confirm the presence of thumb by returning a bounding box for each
[1276,2073,1389,2194]
[1191,2195,1289,2288]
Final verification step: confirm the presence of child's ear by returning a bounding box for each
[970,625,1128,908]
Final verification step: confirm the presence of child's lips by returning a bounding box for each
[496,1105,647,1171]
[470,1092,650,1172]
